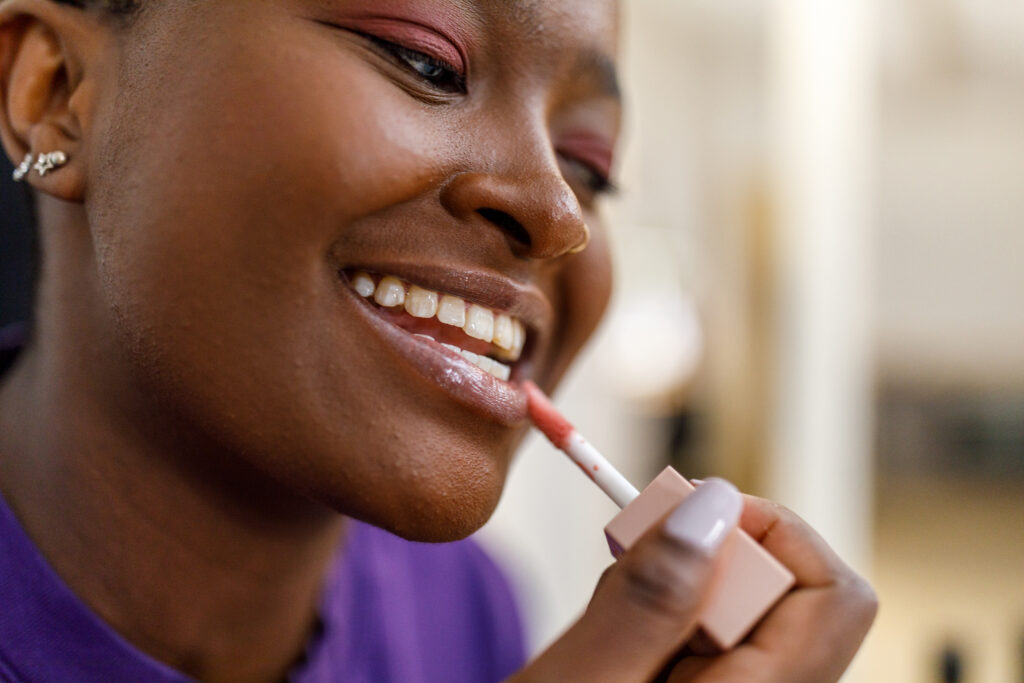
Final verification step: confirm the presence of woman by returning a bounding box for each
[0,0,877,680]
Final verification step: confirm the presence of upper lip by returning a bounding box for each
[336,259,552,341]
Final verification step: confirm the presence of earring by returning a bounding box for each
[32,151,69,177]
[12,154,34,182]
[568,223,591,255]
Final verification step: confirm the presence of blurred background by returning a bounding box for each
[479,1,1024,682]
[2,1,1022,681]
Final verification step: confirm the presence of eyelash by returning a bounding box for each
[366,35,467,95]
[560,155,619,197]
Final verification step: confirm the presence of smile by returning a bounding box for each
[347,271,526,382]
[335,266,537,425]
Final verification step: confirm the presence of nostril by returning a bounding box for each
[478,208,532,251]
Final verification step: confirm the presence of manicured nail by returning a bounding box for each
[664,478,742,553]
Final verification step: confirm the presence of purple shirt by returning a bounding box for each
[0,326,526,682]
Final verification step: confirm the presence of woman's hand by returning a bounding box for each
[509,479,877,683]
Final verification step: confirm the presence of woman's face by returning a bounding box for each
[86,0,620,539]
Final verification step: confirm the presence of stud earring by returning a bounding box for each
[12,154,34,182]
[568,223,591,255]
[32,151,68,177]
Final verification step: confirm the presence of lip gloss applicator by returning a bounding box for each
[522,381,795,650]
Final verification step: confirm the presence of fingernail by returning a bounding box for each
[663,478,742,553]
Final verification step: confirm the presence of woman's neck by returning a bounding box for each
[0,315,346,682]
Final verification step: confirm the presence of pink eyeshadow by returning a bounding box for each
[557,132,615,178]
[331,0,477,73]
[346,17,465,72]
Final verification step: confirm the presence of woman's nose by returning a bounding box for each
[439,163,589,260]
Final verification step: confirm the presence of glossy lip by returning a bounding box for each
[332,269,536,426]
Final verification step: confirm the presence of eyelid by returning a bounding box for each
[562,155,619,197]
[338,17,466,77]
[367,35,459,77]
[556,131,617,199]
[556,134,614,182]
[362,34,467,95]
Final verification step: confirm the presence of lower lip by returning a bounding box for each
[337,279,528,426]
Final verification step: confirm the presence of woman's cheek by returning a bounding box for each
[544,219,614,388]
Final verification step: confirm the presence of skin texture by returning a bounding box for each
[0,0,876,681]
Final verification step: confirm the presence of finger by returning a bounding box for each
[737,495,854,588]
[682,630,721,658]
[665,656,714,682]
[516,479,742,683]
[666,651,775,683]
[674,588,876,683]
[736,498,878,680]
[661,496,877,683]
[593,564,615,593]
[746,580,878,681]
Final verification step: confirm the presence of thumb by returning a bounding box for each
[516,479,743,682]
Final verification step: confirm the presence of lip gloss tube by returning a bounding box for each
[523,381,795,649]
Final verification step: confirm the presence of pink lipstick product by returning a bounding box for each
[523,381,795,650]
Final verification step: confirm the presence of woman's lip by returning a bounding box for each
[337,281,528,426]
[333,259,552,336]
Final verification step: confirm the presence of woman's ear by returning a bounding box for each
[0,0,110,202]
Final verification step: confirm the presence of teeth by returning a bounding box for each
[464,305,494,342]
[414,334,435,342]
[374,276,405,308]
[348,272,526,366]
[512,319,525,356]
[475,355,497,374]
[458,349,512,381]
[493,314,514,350]
[437,295,467,327]
[489,360,511,381]
[405,285,439,318]
[353,271,376,298]
[441,343,461,353]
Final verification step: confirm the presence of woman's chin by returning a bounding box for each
[379,500,501,543]
[309,443,514,542]
[331,478,505,543]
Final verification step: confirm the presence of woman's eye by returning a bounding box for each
[368,36,466,94]
[561,155,618,197]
